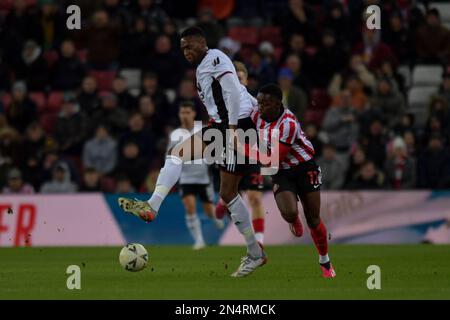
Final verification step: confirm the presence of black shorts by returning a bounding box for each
[179,183,215,203]
[239,168,264,191]
[272,160,322,197]
[201,117,257,175]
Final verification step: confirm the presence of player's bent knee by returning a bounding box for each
[306,216,321,229]
[281,210,298,223]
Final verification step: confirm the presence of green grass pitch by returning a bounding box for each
[0,245,449,299]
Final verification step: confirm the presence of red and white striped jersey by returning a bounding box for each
[251,107,315,169]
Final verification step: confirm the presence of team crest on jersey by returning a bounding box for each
[212,57,220,66]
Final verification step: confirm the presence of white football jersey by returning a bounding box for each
[168,124,211,185]
[196,49,254,124]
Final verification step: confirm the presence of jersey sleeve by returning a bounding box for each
[279,119,298,145]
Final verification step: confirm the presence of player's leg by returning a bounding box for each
[181,192,206,250]
[118,133,206,222]
[247,190,265,244]
[220,170,266,277]
[298,191,335,278]
[200,182,224,229]
[273,190,303,237]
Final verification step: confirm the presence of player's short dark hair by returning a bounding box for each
[179,100,196,111]
[180,26,205,39]
[259,84,283,101]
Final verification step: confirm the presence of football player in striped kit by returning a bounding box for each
[242,84,336,278]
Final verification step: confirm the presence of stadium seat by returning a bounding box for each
[408,86,438,110]
[47,91,64,112]
[226,17,245,28]
[412,65,443,86]
[430,2,450,22]
[89,70,117,91]
[26,0,37,7]
[29,92,47,113]
[259,26,282,47]
[43,50,59,67]
[120,69,141,90]
[39,112,58,134]
[0,0,12,11]
[398,65,412,89]
[228,27,259,46]
[309,89,331,110]
[273,46,283,64]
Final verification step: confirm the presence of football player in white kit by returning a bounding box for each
[169,101,224,250]
[118,27,266,277]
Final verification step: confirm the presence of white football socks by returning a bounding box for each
[148,155,183,212]
[186,214,204,245]
[255,232,264,244]
[227,195,262,258]
[319,254,330,264]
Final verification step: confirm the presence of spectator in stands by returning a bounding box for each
[139,72,169,111]
[54,93,88,155]
[312,30,348,88]
[40,161,78,193]
[284,54,310,92]
[422,116,448,148]
[360,119,389,169]
[353,27,397,71]
[51,39,86,91]
[428,96,450,134]
[102,0,132,29]
[278,68,307,120]
[119,112,155,159]
[322,89,359,154]
[331,76,368,112]
[382,12,413,64]
[317,144,346,190]
[79,10,120,70]
[91,92,128,136]
[115,141,149,190]
[172,78,205,122]
[119,16,156,68]
[115,173,136,194]
[403,130,419,158]
[5,81,37,133]
[375,60,404,93]
[2,167,35,194]
[323,2,352,46]
[21,122,56,190]
[370,78,405,129]
[197,7,225,48]
[415,8,450,64]
[304,123,323,158]
[82,124,117,175]
[14,40,49,91]
[283,0,316,44]
[78,76,100,115]
[346,161,386,190]
[280,33,312,75]
[384,137,416,189]
[112,76,136,111]
[329,54,376,98]
[138,95,165,136]
[38,0,67,51]
[80,167,102,192]
[131,0,168,33]
[2,0,41,68]
[417,134,450,189]
[145,34,185,89]
[248,50,277,85]
[394,113,417,137]
[344,145,367,186]
[162,18,179,48]
[0,127,23,187]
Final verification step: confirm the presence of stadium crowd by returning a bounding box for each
[1,0,450,194]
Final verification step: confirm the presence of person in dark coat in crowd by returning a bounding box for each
[5,81,37,134]
[51,39,86,90]
[78,76,100,115]
[14,40,49,91]
[115,141,149,190]
[417,135,450,189]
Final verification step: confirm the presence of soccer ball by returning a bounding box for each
[119,243,148,272]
